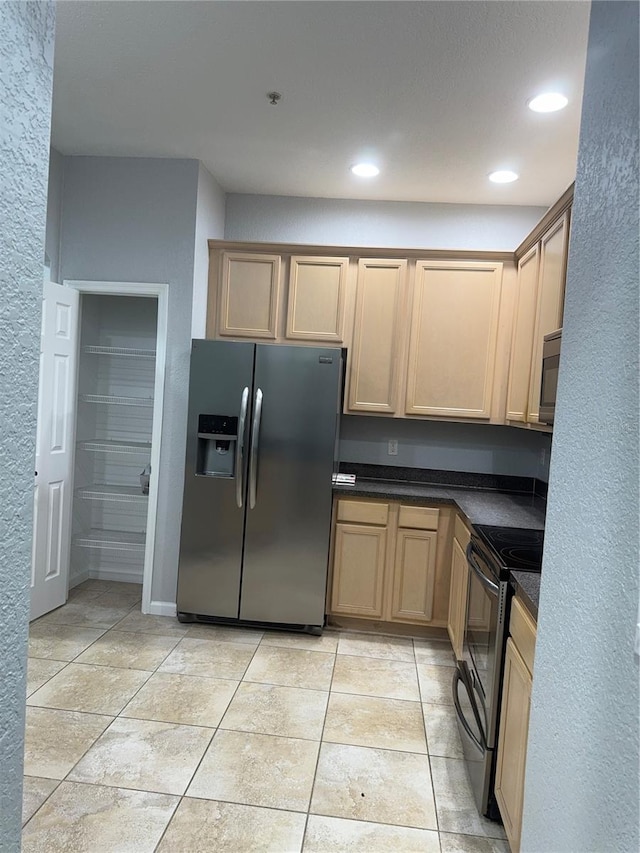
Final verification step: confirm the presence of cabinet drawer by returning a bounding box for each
[454,514,471,550]
[510,596,537,675]
[337,499,389,526]
[398,504,439,530]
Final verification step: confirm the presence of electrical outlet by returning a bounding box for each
[388,439,398,456]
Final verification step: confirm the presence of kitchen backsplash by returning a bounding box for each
[339,416,553,482]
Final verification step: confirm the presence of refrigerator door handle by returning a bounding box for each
[235,386,249,509]
[248,388,263,509]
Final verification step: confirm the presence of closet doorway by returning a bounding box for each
[30,280,168,620]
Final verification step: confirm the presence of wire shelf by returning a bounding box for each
[78,439,152,455]
[80,394,154,407]
[83,345,156,359]
[77,485,149,504]
[74,529,146,553]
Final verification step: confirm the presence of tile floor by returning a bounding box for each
[22,580,508,853]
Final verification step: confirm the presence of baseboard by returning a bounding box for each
[146,600,177,617]
[90,568,144,585]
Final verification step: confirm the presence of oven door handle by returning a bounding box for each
[452,666,485,752]
[466,541,499,597]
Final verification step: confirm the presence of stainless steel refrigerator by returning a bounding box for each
[176,340,342,632]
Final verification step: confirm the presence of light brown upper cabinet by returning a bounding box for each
[507,207,570,425]
[347,259,407,413]
[506,245,540,421]
[405,261,503,419]
[527,211,570,423]
[218,252,281,339]
[286,256,348,342]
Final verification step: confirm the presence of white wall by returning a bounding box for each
[0,2,55,845]
[225,193,546,251]
[521,4,639,851]
[191,163,226,338]
[340,416,551,480]
[59,156,200,607]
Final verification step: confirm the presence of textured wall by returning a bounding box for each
[225,193,546,251]
[0,1,55,847]
[60,157,200,606]
[340,416,551,480]
[191,163,226,338]
[521,4,639,851]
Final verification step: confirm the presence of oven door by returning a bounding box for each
[463,540,507,750]
[452,661,493,813]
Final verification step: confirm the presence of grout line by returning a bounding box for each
[21,777,62,831]
[413,635,442,838]
[301,645,336,852]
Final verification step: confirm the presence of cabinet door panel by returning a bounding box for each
[348,259,406,413]
[506,245,540,421]
[219,252,280,338]
[495,638,532,853]
[405,261,503,418]
[286,256,348,341]
[390,529,437,624]
[331,523,386,618]
[527,212,569,422]
[447,535,468,660]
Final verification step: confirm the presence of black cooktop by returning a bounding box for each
[474,525,544,573]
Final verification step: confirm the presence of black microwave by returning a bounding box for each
[539,329,561,425]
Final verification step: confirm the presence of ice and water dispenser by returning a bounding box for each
[196,414,239,478]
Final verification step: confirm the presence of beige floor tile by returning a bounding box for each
[74,630,179,671]
[24,707,113,779]
[121,672,238,727]
[38,599,136,629]
[26,659,67,697]
[440,832,511,853]
[28,624,106,661]
[157,797,307,853]
[220,681,328,740]
[27,663,150,715]
[311,742,437,829]
[22,777,58,826]
[243,645,334,690]
[337,633,414,662]
[188,729,319,811]
[332,654,420,701]
[323,693,427,753]
[67,586,103,600]
[423,703,464,758]
[94,591,142,609]
[68,717,213,795]
[414,638,456,666]
[73,579,112,592]
[303,815,441,852]
[186,623,263,645]
[430,757,507,839]
[159,637,255,679]
[260,630,339,653]
[417,662,455,704]
[112,610,189,636]
[102,581,143,595]
[22,781,178,853]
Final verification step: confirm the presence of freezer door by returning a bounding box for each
[240,345,341,626]
[177,340,254,618]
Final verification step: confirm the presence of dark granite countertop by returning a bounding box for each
[510,571,541,620]
[333,475,546,530]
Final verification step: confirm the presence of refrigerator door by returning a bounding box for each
[240,345,341,626]
[177,340,254,619]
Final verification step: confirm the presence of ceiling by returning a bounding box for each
[52,1,591,206]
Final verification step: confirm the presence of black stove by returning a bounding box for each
[473,525,544,573]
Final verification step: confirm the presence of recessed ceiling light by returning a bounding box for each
[527,92,568,113]
[489,170,519,184]
[351,163,380,178]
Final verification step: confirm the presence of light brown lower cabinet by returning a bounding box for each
[329,498,453,627]
[495,598,537,853]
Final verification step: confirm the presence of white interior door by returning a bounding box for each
[30,281,79,620]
